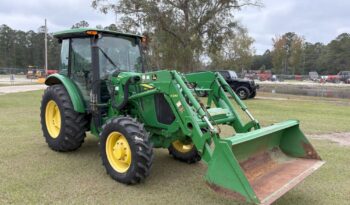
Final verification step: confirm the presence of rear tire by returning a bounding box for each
[236,86,250,100]
[168,140,201,164]
[40,84,87,152]
[249,90,256,98]
[99,116,154,184]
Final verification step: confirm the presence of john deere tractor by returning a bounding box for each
[41,28,324,204]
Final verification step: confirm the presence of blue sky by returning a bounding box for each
[1,0,350,54]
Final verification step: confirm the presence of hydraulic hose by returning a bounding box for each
[112,76,140,110]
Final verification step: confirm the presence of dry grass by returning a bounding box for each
[0,90,350,204]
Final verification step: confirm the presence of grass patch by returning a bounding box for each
[0,91,349,204]
[245,97,350,134]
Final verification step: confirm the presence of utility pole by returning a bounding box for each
[44,19,48,76]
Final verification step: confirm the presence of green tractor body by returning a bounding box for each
[41,28,324,204]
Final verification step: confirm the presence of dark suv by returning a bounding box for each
[219,70,259,100]
[338,71,350,83]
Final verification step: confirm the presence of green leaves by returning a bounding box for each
[0,24,60,71]
[91,0,260,72]
[255,32,350,75]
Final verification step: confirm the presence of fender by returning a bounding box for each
[45,74,86,113]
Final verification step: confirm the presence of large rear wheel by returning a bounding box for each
[168,139,201,164]
[40,84,88,151]
[99,117,154,184]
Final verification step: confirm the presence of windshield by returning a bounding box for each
[97,35,142,78]
[229,71,238,79]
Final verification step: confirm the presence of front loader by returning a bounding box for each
[41,28,324,204]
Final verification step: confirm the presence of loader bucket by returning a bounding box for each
[205,120,324,205]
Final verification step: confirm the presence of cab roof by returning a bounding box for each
[53,28,142,39]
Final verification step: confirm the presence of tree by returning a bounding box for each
[322,33,350,74]
[96,25,104,29]
[71,20,90,29]
[251,49,273,70]
[92,0,261,72]
[208,27,255,71]
[271,32,304,74]
[303,42,326,74]
[0,24,60,72]
[104,24,119,31]
[0,25,15,67]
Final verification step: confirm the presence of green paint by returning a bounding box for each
[45,74,85,113]
[47,30,324,204]
[50,69,324,204]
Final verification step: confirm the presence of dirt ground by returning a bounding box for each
[309,132,350,146]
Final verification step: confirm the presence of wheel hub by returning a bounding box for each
[172,140,194,153]
[239,90,245,97]
[45,100,61,138]
[106,132,132,173]
[113,141,128,160]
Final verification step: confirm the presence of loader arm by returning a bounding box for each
[46,28,324,205]
[113,70,324,204]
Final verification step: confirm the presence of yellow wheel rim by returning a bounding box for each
[172,140,194,153]
[45,100,61,138]
[106,132,132,173]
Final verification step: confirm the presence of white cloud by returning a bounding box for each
[0,0,115,32]
[1,0,350,54]
[237,0,350,54]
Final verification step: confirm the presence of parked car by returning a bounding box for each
[326,74,340,83]
[26,69,45,79]
[218,70,259,100]
[271,75,278,82]
[309,71,319,81]
[47,69,59,75]
[295,75,303,81]
[258,70,272,81]
[338,71,350,83]
[244,70,272,81]
[193,70,259,100]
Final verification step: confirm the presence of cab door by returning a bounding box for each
[69,37,92,106]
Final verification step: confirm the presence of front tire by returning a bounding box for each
[168,139,201,164]
[40,84,87,152]
[99,117,154,184]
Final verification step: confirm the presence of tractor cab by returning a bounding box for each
[52,28,144,106]
[41,28,324,205]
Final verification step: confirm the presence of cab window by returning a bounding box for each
[59,39,69,75]
[70,38,92,103]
